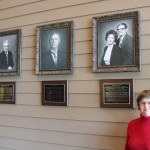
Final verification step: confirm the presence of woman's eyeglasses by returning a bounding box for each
[140,101,150,105]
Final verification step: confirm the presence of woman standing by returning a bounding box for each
[101,29,123,66]
[125,90,150,150]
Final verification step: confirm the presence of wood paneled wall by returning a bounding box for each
[0,0,149,149]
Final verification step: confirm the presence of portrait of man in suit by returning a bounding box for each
[36,21,73,75]
[0,29,21,76]
[116,23,134,65]
[0,40,14,70]
[41,32,67,70]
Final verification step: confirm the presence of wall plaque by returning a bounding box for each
[0,82,15,104]
[42,80,68,106]
[100,79,133,108]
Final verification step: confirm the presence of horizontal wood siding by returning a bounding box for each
[0,0,149,149]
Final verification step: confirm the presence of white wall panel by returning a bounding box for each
[17,93,40,105]
[0,105,139,122]
[0,0,149,29]
[22,47,35,59]
[0,115,127,136]
[69,93,99,107]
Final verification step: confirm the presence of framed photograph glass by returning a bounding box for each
[36,21,74,75]
[0,82,15,104]
[100,79,133,108]
[93,11,140,72]
[0,29,21,76]
[42,80,68,106]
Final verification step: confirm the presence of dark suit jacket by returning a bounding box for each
[0,51,14,69]
[101,44,123,66]
[116,34,134,65]
[41,49,67,70]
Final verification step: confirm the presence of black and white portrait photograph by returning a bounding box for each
[0,29,21,76]
[93,11,140,73]
[36,21,74,75]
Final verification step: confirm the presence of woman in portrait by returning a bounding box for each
[101,29,123,66]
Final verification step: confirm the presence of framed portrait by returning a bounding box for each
[42,80,68,106]
[0,82,16,104]
[93,11,140,72]
[0,29,21,76]
[36,21,74,75]
[100,79,133,108]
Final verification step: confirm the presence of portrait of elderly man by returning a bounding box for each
[41,32,67,70]
[0,40,14,70]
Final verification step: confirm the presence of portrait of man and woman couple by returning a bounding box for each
[0,35,17,72]
[98,19,134,68]
[40,28,68,71]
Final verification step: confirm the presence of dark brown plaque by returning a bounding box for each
[0,82,15,104]
[100,79,133,108]
[42,80,68,106]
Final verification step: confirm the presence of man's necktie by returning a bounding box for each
[52,52,57,65]
[119,38,122,48]
[5,52,8,64]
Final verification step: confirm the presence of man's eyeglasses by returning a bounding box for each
[117,28,125,31]
[3,45,9,47]
[140,101,150,106]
